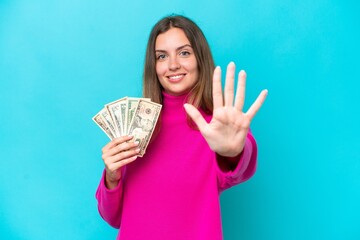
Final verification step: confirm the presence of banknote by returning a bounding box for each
[106,97,127,137]
[99,107,117,138]
[127,99,162,156]
[119,98,128,135]
[92,112,115,140]
[125,98,151,135]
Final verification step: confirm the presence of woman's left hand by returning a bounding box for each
[184,62,268,157]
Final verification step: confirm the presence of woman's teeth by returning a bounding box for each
[169,75,184,80]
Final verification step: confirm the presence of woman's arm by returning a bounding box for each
[95,136,140,228]
[96,170,124,228]
[216,130,257,192]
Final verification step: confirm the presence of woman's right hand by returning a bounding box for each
[101,135,140,189]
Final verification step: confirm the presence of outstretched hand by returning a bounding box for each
[184,62,268,157]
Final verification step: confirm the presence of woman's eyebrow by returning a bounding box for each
[176,44,192,51]
[155,44,193,53]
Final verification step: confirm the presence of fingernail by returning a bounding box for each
[135,148,140,153]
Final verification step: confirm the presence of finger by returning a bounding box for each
[113,147,140,162]
[102,135,133,153]
[246,89,268,121]
[234,70,246,111]
[184,103,208,132]
[103,141,139,159]
[224,62,235,107]
[108,155,138,172]
[212,66,223,109]
[106,147,140,165]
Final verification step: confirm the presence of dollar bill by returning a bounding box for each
[106,97,127,137]
[120,97,127,135]
[127,99,162,156]
[92,112,115,140]
[99,107,117,138]
[125,98,150,135]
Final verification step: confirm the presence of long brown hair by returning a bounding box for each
[143,15,215,116]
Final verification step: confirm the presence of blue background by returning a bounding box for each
[1,0,359,239]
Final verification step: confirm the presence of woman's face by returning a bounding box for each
[155,27,199,96]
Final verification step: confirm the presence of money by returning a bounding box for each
[127,100,162,156]
[125,97,150,135]
[92,97,162,156]
[100,108,117,138]
[92,112,115,140]
[106,97,127,137]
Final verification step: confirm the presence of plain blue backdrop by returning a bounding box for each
[0,0,359,239]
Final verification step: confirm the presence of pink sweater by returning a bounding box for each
[96,92,258,240]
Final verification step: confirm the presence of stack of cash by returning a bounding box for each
[92,97,162,157]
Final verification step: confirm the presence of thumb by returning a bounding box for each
[183,103,207,132]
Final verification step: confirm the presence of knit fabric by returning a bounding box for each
[96,92,258,240]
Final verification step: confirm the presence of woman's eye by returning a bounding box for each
[179,51,190,56]
[156,54,167,60]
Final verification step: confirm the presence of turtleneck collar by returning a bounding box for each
[160,91,191,118]
[162,91,189,108]
[160,91,212,124]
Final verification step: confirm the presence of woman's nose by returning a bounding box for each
[168,57,180,71]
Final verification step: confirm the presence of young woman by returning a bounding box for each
[96,15,268,240]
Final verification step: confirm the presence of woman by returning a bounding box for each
[96,15,268,240]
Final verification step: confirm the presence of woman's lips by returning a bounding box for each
[167,74,186,83]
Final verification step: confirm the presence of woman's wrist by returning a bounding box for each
[105,172,121,190]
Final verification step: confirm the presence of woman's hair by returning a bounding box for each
[143,15,215,115]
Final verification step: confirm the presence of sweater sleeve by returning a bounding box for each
[217,131,258,192]
[95,170,124,229]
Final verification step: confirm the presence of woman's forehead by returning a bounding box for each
[155,27,191,50]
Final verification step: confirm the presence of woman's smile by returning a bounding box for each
[167,73,186,82]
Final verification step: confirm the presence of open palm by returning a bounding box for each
[184,62,268,157]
